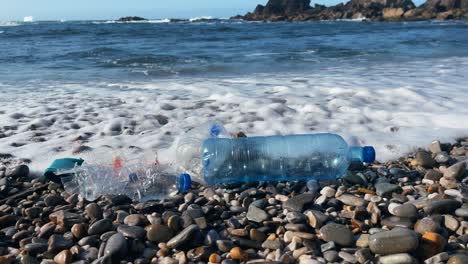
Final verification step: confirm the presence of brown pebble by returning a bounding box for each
[229,247,247,261]
[54,249,72,264]
[209,253,221,263]
[71,224,86,239]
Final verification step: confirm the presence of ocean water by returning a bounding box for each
[1,19,468,171]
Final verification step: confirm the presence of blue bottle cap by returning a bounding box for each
[178,173,192,192]
[209,124,222,137]
[362,146,376,163]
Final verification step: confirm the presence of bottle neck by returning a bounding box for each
[348,146,364,163]
[348,146,376,163]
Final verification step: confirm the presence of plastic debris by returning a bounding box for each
[60,152,190,201]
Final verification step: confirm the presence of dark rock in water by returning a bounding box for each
[282,193,314,212]
[368,229,419,255]
[235,0,468,21]
[116,16,147,22]
[319,223,353,246]
[105,233,128,257]
[5,164,29,179]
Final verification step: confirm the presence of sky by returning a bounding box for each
[1,0,426,21]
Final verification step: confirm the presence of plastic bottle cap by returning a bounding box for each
[362,146,376,163]
[210,124,222,137]
[178,173,192,192]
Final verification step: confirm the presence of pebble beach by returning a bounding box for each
[0,138,467,264]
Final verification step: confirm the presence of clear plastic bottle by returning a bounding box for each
[176,121,229,183]
[62,151,191,201]
[201,133,375,184]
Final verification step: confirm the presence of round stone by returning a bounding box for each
[319,223,353,246]
[71,224,86,239]
[85,203,102,220]
[417,232,447,259]
[414,217,440,235]
[414,151,434,168]
[447,254,468,264]
[336,194,365,207]
[104,233,127,257]
[53,249,72,264]
[379,253,415,264]
[392,203,418,219]
[24,243,48,254]
[455,208,468,218]
[88,219,112,235]
[229,247,247,261]
[323,250,339,262]
[124,214,148,226]
[369,229,419,255]
[117,225,146,239]
[147,224,174,243]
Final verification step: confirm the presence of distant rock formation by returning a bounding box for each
[116,16,147,22]
[234,0,468,21]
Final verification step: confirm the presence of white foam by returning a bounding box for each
[0,22,20,27]
[189,16,214,22]
[1,57,467,173]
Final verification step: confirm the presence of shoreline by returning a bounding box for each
[0,138,467,263]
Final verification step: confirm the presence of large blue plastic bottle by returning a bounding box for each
[202,133,375,184]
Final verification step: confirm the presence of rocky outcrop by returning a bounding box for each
[116,16,147,22]
[242,0,311,21]
[235,0,468,21]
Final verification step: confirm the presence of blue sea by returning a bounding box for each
[1,19,468,168]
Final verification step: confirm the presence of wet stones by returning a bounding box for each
[282,193,315,212]
[369,229,419,255]
[319,223,353,246]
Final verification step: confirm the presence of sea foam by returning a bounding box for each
[0,57,467,172]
